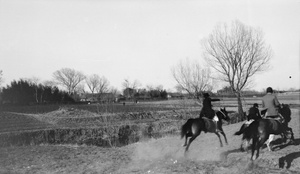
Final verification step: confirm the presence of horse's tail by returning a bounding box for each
[234,123,248,136]
[181,119,192,139]
[235,121,259,141]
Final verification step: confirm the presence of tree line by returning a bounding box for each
[0,67,171,104]
[1,79,74,105]
[0,20,275,119]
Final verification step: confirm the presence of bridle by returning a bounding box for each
[218,109,228,119]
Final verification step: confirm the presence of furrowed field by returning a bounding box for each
[0,92,299,173]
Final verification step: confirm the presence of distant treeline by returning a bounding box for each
[1,79,74,105]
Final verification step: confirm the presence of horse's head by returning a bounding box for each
[279,103,291,122]
[218,107,230,121]
[280,103,290,110]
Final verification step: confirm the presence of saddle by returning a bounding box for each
[266,114,285,124]
[267,118,283,131]
[202,117,218,132]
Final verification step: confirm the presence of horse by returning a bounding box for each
[235,118,294,160]
[265,104,294,149]
[181,107,230,152]
[236,104,294,154]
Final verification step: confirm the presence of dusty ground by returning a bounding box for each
[0,108,299,174]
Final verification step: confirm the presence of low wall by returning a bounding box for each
[0,109,241,147]
[0,120,183,147]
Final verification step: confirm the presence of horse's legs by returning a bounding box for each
[220,130,228,145]
[281,133,287,143]
[215,132,223,147]
[185,133,200,152]
[185,124,201,152]
[289,127,295,142]
[255,134,269,160]
[266,134,275,151]
[251,137,257,160]
[183,135,188,147]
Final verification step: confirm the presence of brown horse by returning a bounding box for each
[236,104,294,154]
[234,118,294,160]
[181,108,230,152]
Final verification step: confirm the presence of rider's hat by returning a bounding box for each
[266,87,273,93]
[203,93,210,98]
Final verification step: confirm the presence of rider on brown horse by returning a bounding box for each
[199,93,221,132]
[247,103,262,121]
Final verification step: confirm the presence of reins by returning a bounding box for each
[218,109,227,119]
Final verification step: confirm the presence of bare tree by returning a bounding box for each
[122,79,141,90]
[109,87,120,96]
[26,77,41,103]
[53,68,86,95]
[122,79,141,99]
[86,74,100,94]
[171,58,213,97]
[202,20,272,118]
[0,70,3,89]
[96,76,110,94]
[75,83,86,94]
[43,80,57,88]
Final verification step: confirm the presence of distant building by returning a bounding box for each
[79,93,117,103]
[167,92,187,99]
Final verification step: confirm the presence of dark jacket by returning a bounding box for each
[200,97,220,119]
[247,106,261,121]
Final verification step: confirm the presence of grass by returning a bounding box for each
[0,112,54,133]
[0,94,299,147]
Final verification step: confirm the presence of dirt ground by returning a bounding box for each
[0,108,299,174]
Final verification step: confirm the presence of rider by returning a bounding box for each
[262,87,293,144]
[247,103,261,121]
[199,92,221,132]
[262,87,284,122]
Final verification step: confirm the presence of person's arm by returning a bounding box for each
[211,98,221,102]
[256,108,262,118]
[274,95,280,107]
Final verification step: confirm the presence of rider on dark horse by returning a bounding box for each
[262,87,290,140]
[199,92,221,132]
[247,103,262,121]
[262,87,284,122]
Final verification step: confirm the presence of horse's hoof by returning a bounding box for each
[268,147,273,151]
[289,140,295,145]
[251,156,258,160]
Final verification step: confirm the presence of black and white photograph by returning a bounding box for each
[0,0,299,173]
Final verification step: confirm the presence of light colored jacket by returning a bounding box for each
[262,93,280,116]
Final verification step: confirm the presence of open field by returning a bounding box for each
[0,108,299,173]
[1,92,299,114]
[0,94,299,173]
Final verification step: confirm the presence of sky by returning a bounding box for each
[0,0,299,92]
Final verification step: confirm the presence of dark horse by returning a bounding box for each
[234,104,294,160]
[181,107,230,152]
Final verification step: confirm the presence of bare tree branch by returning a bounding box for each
[202,20,272,117]
[86,74,100,94]
[171,58,213,97]
[53,68,86,94]
[96,76,110,94]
